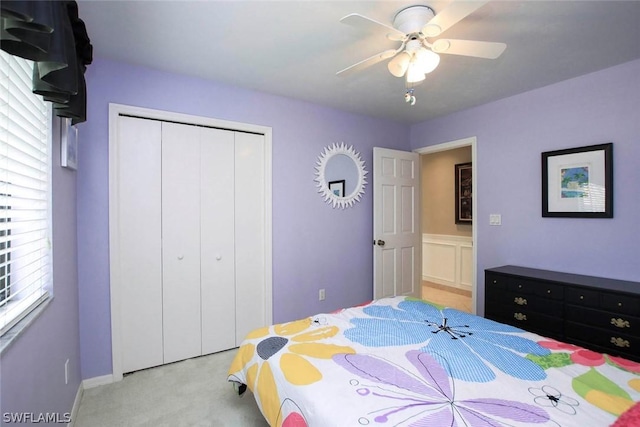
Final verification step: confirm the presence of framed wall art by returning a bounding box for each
[455,162,472,224]
[542,143,613,218]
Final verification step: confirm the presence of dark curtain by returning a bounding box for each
[1,1,92,124]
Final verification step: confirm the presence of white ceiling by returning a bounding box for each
[77,1,640,124]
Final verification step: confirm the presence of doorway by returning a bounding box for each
[415,137,477,314]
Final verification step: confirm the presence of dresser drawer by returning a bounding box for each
[565,321,638,359]
[565,287,601,307]
[505,277,537,294]
[566,305,639,335]
[485,272,507,290]
[600,293,640,316]
[506,278,564,301]
[488,304,559,336]
[566,286,640,315]
[504,291,563,316]
[485,274,507,307]
[486,273,564,303]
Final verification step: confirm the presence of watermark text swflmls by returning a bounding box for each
[3,412,71,423]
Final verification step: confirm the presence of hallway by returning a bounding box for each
[422,281,472,313]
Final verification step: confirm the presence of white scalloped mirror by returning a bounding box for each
[314,143,367,209]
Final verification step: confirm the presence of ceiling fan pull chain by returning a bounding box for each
[404,88,416,106]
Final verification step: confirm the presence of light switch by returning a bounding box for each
[489,214,502,226]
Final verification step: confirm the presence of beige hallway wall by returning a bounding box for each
[421,146,472,237]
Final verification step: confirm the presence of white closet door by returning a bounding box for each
[162,122,202,363]
[117,116,164,373]
[200,128,236,354]
[235,132,266,343]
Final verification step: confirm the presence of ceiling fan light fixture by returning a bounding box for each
[406,62,426,83]
[414,48,440,74]
[388,51,410,77]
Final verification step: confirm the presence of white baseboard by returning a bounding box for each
[67,383,83,427]
[82,374,114,389]
[67,375,114,426]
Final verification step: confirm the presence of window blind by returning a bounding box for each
[0,50,51,335]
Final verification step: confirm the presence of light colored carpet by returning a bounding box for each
[74,349,268,427]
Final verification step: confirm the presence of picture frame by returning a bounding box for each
[455,162,472,224]
[328,180,345,197]
[60,118,78,170]
[542,143,613,218]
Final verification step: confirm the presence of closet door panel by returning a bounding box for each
[200,128,236,354]
[162,122,202,363]
[235,132,266,343]
[117,116,164,373]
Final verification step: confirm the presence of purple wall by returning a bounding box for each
[77,56,639,381]
[1,118,82,424]
[410,59,640,313]
[77,58,409,379]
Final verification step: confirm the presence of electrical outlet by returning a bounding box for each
[489,214,502,226]
[64,359,69,385]
[319,289,326,301]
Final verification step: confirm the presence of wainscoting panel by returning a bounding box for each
[422,234,473,291]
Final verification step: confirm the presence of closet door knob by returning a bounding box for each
[216,255,222,261]
[177,255,184,260]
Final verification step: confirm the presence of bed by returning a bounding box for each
[227,296,640,426]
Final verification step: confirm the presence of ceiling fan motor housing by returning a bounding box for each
[393,5,435,35]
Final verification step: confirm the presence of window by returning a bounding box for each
[0,50,52,336]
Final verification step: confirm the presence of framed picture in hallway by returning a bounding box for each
[455,162,472,224]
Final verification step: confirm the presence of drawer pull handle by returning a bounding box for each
[547,289,551,294]
[518,284,522,289]
[514,313,527,321]
[618,302,623,307]
[610,337,630,348]
[580,295,584,300]
[610,318,630,328]
[514,297,527,306]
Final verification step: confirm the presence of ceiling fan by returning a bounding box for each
[337,1,506,101]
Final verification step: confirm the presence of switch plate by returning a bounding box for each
[319,289,326,301]
[489,214,502,226]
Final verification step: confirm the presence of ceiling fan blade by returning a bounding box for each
[336,49,398,77]
[431,39,506,59]
[340,13,406,39]
[422,0,489,37]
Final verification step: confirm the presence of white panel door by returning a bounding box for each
[200,128,236,354]
[162,122,202,363]
[234,132,266,343]
[373,147,421,300]
[117,116,164,373]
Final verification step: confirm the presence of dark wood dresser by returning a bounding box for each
[485,265,640,362]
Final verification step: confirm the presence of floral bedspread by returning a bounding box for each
[227,296,640,426]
